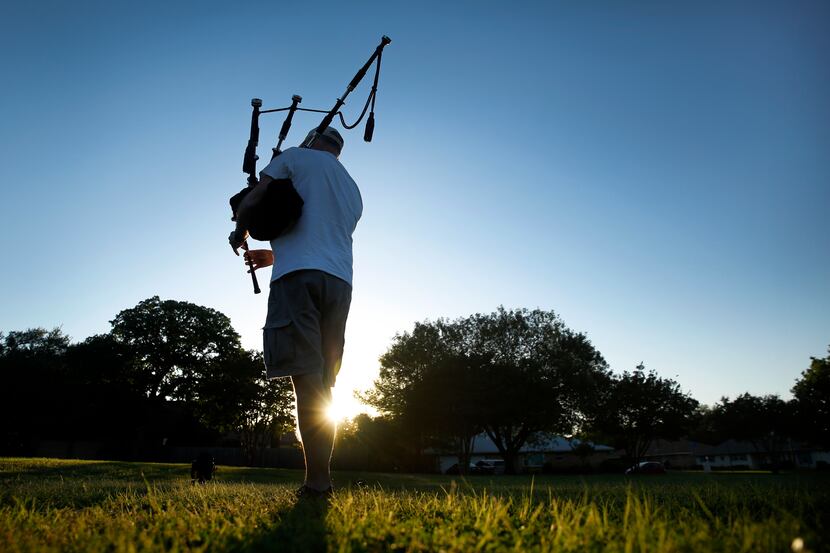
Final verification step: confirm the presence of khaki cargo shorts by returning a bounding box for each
[263,269,352,387]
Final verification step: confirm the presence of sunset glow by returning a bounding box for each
[326,395,357,423]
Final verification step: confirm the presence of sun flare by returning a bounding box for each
[326,397,353,423]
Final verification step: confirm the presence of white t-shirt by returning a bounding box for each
[260,147,362,286]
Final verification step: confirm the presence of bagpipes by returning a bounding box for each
[230,35,392,294]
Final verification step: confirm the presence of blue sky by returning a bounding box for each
[1,0,828,417]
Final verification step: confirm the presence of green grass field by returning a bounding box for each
[1,458,827,552]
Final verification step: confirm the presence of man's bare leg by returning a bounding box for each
[292,372,335,491]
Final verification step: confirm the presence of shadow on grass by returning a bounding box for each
[230,497,328,553]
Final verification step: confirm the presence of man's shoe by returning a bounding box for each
[295,484,333,500]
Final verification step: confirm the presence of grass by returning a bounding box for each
[1,457,827,552]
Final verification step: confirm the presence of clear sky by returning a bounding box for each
[1,0,828,419]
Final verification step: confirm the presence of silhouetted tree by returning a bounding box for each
[364,308,608,474]
[0,328,71,452]
[588,364,698,466]
[1,328,70,357]
[410,353,486,474]
[713,393,795,472]
[365,320,448,422]
[196,350,295,465]
[1,301,296,463]
[469,308,608,473]
[195,349,260,432]
[62,334,147,444]
[335,414,415,472]
[791,345,830,447]
[64,334,140,390]
[109,296,242,402]
[687,404,722,445]
[363,321,480,473]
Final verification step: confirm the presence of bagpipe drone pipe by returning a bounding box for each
[229,35,391,293]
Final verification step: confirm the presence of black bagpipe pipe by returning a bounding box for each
[230,35,391,294]
[303,34,391,148]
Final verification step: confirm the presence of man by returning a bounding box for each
[229,127,362,497]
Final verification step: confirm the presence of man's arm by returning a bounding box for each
[228,173,274,255]
[235,173,273,233]
[229,150,293,254]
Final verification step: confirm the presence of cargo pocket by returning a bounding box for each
[263,319,295,369]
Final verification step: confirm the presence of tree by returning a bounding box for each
[1,328,70,357]
[363,320,480,472]
[365,320,449,422]
[364,308,609,474]
[335,414,413,472]
[791,345,830,447]
[407,353,487,474]
[0,328,71,452]
[713,393,795,472]
[238,375,295,466]
[469,308,609,473]
[588,364,698,466]
[109,297,296,458]
[62,334,147,443]
[64,334,140,391]
[687,404,721,445]
[109,296,242,401]
[1,301,295,463]
[196,350,295,465]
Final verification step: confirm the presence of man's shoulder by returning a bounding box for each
[283,147,337,164]
[279,146,302,159]
[279,146,322,161]
[282,147,356,186]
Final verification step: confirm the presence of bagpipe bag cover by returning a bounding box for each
[229,179,304,242]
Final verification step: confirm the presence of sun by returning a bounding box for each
[326,396,353,423]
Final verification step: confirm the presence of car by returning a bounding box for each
[444,459,507,475]
[625,461,667,475]
[474,459,506,475]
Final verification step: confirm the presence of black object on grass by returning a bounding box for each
[190,452,216,484]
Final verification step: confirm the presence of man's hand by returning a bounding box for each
[228,228,249,255]
[244,249,274,271]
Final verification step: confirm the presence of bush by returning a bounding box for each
[598,458,631,474]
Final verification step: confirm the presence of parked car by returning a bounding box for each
[472,459,506,475]
[625,461,666,475]
[445,459,506,475]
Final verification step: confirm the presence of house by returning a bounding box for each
[804,450,830,469]
[694,440,760,470]
[643,439,830,470]
[431,432,616,474]
[640,439,713,469]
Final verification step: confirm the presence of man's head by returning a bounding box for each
[303,127,344,157]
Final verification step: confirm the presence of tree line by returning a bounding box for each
[355,308,829,474]
[0,296,294,464]
[2,300,827,473]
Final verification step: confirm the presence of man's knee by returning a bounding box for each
[292,373,331,416]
